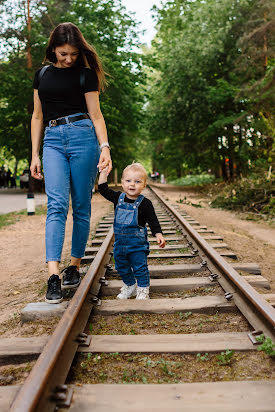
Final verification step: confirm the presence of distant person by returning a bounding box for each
[150,171,159,181]
[7,169,11,188]
[30,22,112,304]
[10,173,16,188]
[98,163,166,300]
[0,168,3,188]
[2,168,8,188]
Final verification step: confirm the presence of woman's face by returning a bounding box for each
[53,44,79,68]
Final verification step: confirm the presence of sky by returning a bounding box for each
[121,0,165,46]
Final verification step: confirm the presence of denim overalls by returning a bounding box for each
[113,193,150,287]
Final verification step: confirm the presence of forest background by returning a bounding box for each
[0,0,274,214]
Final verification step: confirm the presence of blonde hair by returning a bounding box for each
[122,163,147,183]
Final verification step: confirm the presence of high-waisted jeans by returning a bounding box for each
[43,113,100,262]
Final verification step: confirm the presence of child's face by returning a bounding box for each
[121,170,146,199]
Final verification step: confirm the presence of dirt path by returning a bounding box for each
[0,193,111,327]
[154,186,275,292]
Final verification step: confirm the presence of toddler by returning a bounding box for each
[98,163,165,299]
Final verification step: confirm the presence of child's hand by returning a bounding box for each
[98,166,109,185]
[156,233,166,248]
[99,166,109,174]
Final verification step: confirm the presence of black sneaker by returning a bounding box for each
[61,265,81,290]
[45,274,63,304]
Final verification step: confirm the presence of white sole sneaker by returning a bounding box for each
[136,286,150,300]
[116,283,137,299]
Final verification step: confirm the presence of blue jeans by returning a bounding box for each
[43,113,100,262]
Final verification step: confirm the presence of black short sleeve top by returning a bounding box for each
[33,65,99,124]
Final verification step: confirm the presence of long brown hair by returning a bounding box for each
[43,22,107,91]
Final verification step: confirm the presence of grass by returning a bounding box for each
[0,204,47,229]
[68,351,275,384]
[168,174,216,187]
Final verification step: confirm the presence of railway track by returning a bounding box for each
[1,185,275,411]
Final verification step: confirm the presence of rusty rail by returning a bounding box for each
[10,229,114,412]
[149,185,275,335]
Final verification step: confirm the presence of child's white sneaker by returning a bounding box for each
[116,283,137,299]
[136,286,150,300]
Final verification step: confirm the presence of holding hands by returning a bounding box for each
[98,147,112,175]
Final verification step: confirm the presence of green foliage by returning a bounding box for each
[196,352,209,362]
[216,350,234,365]
[144,0,275,180]
[168,174,216,186]
[256,334,275,358]
[211,166,274,215]
[178,311,192,320]
[0,0,145,176]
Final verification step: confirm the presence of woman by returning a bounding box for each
[31,22,112,304]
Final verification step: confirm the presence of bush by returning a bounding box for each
[211,170,274,216]
[168,174,216,186]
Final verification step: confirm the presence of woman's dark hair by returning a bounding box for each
[43,22,107,91]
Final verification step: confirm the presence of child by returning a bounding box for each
[98,163,166,300]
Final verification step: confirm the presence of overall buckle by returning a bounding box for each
[50,119,57,127]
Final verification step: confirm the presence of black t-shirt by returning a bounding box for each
[98,183,162,236]
[33,65,99,124]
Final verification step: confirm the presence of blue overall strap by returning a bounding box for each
[133,195,144,208]
[117,192,126,204]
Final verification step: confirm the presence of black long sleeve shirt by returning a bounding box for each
[98,183,162,236]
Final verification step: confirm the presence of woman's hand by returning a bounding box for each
[30,155,43,180]
[98,147,112,174]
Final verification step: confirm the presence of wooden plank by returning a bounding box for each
[80,332,255,353]
[109,264,205,277]
[94,296,236,315]
[0,386,21,412]
[149,236,183,242]
[0,337,48,358]
[102,277,215,295]
[206,243,229,248]
[59,381,275,412]
[148,253,195,259]
[219,251,237,258]
[149,251,237,259]
[231,263,261,275]
[85,247,100,254]
[263,294,275,305]
[243,275,270,289]
[101,275,270,296]
[202,235,223,240]
[91,236,184,245]
[150,245,188,251]
[0,332,256,359]
[197,229,214,234]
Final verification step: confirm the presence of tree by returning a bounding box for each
[144,0,274,179]
[0,0,145,178]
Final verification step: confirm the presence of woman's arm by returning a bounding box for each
[30,90,44,180]
[85,91,112,174]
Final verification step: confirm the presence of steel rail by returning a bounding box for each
[10,228,114,412]
[149,185,275,332]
